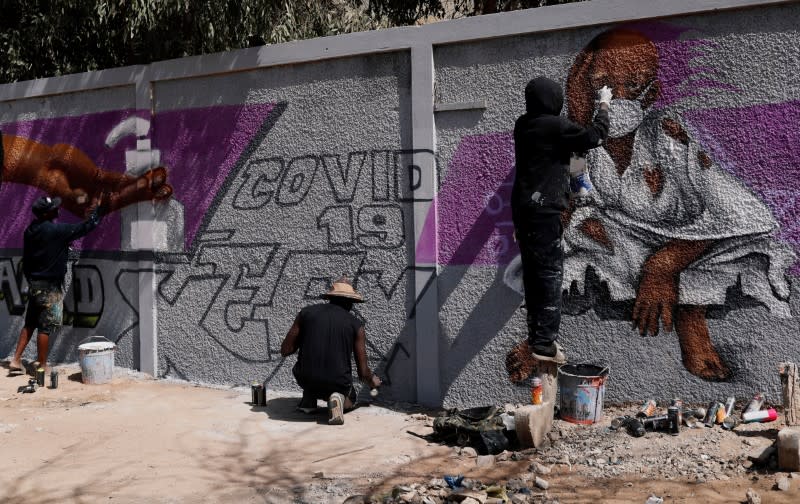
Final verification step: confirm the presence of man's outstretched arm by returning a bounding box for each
[353,327,381,388]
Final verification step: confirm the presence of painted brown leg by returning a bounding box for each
[506,340,536,383]
[675,305,731,381]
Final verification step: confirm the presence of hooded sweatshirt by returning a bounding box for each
[23,208,103,283]
[512,77,609,222]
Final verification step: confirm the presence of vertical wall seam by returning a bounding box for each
[411,43,442,405]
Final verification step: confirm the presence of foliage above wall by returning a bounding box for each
[0,0,583,83]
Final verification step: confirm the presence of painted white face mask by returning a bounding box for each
[605,81,654,138]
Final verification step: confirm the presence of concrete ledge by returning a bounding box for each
[516,402,555,448]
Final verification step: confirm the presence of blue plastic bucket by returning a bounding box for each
[558,364,609,424]
[78,336,116,385]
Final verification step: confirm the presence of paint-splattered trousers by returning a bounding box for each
[24,279,64,334]
[515,213,564,347]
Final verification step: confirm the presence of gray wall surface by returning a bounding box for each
[1,0,798,407]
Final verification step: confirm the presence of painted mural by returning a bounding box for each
[423,23,798,387]
[0,104,283,363]
[2,10,799,405]
[1,89,416,392]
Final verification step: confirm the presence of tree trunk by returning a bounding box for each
[780,362,800,426]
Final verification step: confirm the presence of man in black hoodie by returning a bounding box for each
[510,77,611,364]
[8,195,106,374]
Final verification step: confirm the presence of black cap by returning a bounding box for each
[32,196,62,217]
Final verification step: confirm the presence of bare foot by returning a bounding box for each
[683,351,731,381]
[8,360,23,372]
[506,340,536,383]
[676,305,731,381]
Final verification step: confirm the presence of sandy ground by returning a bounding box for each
[1,365,799,503]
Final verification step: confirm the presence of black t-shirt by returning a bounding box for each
[292,303,363,391]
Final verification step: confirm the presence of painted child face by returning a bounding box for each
[589,33,658,108]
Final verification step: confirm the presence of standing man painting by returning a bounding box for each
[8,195,106,374]
[280,277,382,425]
[506,77,611,379]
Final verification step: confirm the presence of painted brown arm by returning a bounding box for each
[632,239,713,336]
[2,133,172,217]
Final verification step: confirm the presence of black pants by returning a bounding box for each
[293,366,357,404]
[515,213,564,347]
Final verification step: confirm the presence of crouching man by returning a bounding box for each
[280,277,382,425]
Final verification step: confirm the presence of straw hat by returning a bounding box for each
[322,277,364,303]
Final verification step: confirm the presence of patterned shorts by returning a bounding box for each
[24,280,64,334]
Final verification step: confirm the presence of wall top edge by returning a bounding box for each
[0,0,794,101]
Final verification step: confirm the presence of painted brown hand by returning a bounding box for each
[2,134,172,218]
[632,262,678,337]
[506,340,536,383]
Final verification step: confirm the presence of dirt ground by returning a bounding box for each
[1,365,799,504]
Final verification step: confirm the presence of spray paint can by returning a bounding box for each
[667,406,682,435]
[636,399,657,418]
[685,407,706,420]
[715,402,727,424]
[642,415,670,431]
[36,367,45,387]
[257,384,267,407]
[625,418,646,437]
[683,408,705,420]
[611,416,645,437]
[684,415,700,428]
[722,416,738,430]
[251,382,259,405]
[49,370,58,389]
[704,402,720,427]
[531,377,543,405]
[743,393,765,414]
[743,408,778,423]
[723,397,736,417]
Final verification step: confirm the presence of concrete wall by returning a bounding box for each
[1,0,798,407]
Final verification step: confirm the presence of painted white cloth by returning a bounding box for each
[558,109,795,316]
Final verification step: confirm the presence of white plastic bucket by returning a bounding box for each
[78,336,116,384]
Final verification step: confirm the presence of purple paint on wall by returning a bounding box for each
[626,21,736,109]
[685,100,800,273]
[0,104,277,251]
[151,103,275,249]
[423,100,800,272]
[0,110,141,250]
[420,26,795,272]
[416,132,517,266]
